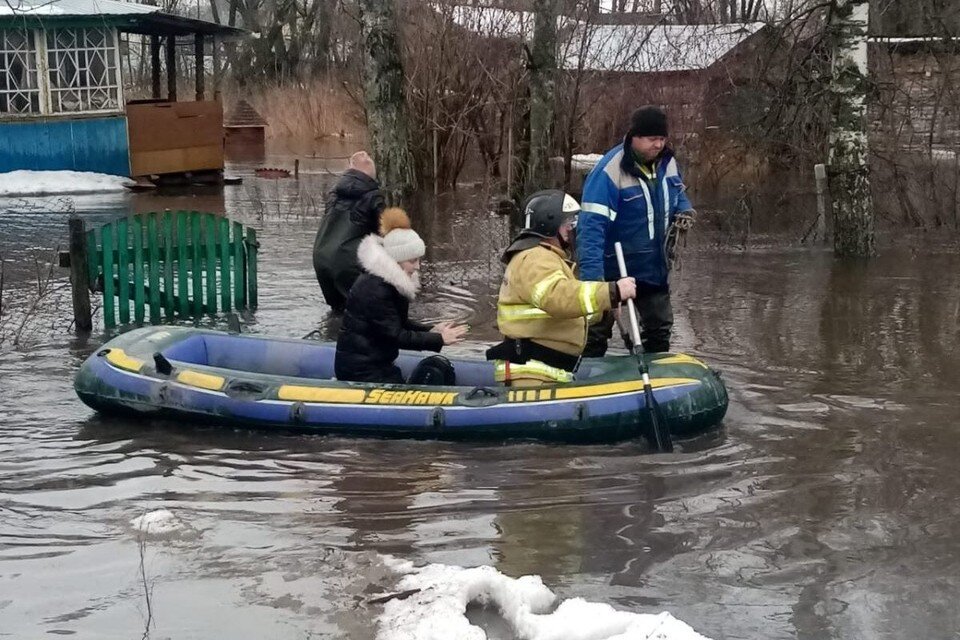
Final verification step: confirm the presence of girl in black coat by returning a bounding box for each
[334,208,468,384]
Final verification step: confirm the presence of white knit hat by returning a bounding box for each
[380,208,426,262]
[383,227,426,262]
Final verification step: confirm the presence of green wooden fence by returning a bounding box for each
[63,211,258,331]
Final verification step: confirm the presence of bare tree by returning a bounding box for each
[525,0,562,194]
[826,0,875,256]
[359,0,416,204]
[401,2,527,189]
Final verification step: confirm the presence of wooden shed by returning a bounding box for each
[224,99,267,149]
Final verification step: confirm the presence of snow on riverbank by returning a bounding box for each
[377,560,711,640]
[0,170,134,196]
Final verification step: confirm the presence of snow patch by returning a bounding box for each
[131,509,181,535]
[571,154,603,171]
[0,170,134,196]
[381,554,416,575]
[377,562,712,640]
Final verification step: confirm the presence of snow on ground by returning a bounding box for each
[570,154,603,171]
[130,509,182,535]
[0,170,134,196]
[377,561,712,640]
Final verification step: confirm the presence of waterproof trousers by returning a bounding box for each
[583,284,673,356]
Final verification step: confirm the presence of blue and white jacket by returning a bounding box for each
[578,140,693,287]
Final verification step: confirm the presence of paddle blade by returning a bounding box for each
[643,382,674,453]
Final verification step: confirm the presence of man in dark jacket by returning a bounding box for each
[312,151,386,313]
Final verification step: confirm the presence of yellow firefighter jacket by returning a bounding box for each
[496,242,613,358]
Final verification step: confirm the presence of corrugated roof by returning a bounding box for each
[0,0,159,17]
[445,5,765,73]
[0,0,246,37]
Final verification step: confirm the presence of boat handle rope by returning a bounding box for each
[224,380,269,400]
[465,386,499,400]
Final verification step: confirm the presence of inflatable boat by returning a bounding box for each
[74,327,728,444]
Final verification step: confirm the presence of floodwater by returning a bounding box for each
[1,152,959,639]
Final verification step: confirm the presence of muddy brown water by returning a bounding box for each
[1,155,959,639]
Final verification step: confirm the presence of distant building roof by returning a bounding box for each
[870,36,960,43]
[0,0,245,37]
[445,6,765,73]
[225,100,267,128]
[566,22,767,72]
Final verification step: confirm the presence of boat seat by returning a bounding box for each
[162,334,337,379]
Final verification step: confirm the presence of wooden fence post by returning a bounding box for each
[191,212,203,316]
[814,163,828,244]
[433,129,439,196]
[68,215,93,332]
[176,212,189,316]
[147,213,161,323]
[162,211,175,318]
[204,213,217,314]
[219,217,232,312]
[101,223,116,328]
[132,215,145,324]
[246,227,258,308]
[116,217,130,324]
[232,220,244,309]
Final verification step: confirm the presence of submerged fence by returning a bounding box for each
[61,211,258,331]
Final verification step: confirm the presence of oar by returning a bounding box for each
[614,242,673,453]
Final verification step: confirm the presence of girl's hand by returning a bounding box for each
[436,322,468,346]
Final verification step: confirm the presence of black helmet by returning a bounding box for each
[520,189,580,238]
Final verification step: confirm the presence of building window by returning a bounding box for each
[46,27,121,113]
[0,29,41,115]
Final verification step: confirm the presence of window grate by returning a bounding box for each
[46,27,121,114]
[0,29,41,115]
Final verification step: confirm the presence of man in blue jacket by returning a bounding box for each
[578,106,695,356]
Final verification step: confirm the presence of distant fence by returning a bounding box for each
[60,211,258,331]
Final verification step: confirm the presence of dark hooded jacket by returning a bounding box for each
[335,235,443,384]
[312,169,386,312]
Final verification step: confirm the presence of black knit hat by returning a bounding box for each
[629,105,668,138]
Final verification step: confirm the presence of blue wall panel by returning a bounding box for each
[0,116,130,176]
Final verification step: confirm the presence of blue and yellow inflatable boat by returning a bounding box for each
[74,327,728,444]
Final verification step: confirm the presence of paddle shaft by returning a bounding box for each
[615,264,643,352]
[614,242,673,452]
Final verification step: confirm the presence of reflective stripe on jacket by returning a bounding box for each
[496,243,613,357]
[579,142,693,286]
[493,359,574,385]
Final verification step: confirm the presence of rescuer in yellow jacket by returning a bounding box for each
[486,190,637,386]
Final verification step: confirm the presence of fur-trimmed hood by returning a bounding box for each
[357,234,420,300]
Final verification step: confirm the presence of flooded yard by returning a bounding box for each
[1,153,959,639]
